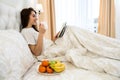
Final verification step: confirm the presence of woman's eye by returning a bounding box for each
[33,15,36,17]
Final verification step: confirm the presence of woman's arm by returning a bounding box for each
[29,24,46,56]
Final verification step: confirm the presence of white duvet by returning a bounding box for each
[31,26,120,80]
[63,27,120,77]
[23,60,120,80]
[1,27,120,80]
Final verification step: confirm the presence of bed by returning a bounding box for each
[0,0,120,80]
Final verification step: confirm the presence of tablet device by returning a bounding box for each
[58,23,67,38]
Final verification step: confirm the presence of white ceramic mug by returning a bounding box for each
[40,21,48,30]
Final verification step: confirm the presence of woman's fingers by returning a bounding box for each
[39,23,46,34]
[55,31,60,38]
[53,32,60,41]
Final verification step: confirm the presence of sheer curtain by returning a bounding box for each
[115,0,120,39]
[55,0,79,32]
[55,0,100,33]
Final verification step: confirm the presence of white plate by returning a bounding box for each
[38,72,61,76]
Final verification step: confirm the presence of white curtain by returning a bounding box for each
[55,0,100,33]
[55,0,79,32]
[115,0,120,40]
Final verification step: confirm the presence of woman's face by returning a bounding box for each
[29,11,37,26]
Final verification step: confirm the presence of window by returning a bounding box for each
[115,0,120,39]
[55,0,100,33]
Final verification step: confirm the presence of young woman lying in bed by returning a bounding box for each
[20,7,120,56]
[20,8,58,56]
[20,7,120,77]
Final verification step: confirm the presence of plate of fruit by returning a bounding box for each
[37,60,65,75]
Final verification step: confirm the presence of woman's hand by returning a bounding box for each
[39,23,46,34]
[30,23,46,56]
[53,32,60,42]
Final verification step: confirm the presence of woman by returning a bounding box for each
[20,8,120,77]
[20,8,50,56]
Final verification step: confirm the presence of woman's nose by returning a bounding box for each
[36,18,38,20]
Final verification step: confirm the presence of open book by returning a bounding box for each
[57,23,67,38]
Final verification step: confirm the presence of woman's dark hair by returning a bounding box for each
[20,7,38,31]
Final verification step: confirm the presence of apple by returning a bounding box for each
[49,60,56,65]
[49,60,56,69]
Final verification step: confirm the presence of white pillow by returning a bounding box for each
[0,30,36,80]
[0,3,20,31]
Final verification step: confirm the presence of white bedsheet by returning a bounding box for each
[36,26,120,79]
[23,58,120,80]
[0,27,120,80]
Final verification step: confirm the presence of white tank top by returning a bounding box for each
[21,28,38,45]
[21,27,54,52]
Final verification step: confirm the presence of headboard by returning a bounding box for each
[0,0,37,31]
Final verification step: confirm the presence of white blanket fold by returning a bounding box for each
[40,26,120,78]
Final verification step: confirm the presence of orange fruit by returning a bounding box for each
[41,60,49,67]
[38,65,46,73]
[47,66,54,73]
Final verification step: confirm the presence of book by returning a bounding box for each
[57,23,67,38]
